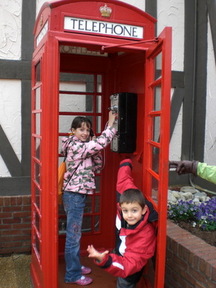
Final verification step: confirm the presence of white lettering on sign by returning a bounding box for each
[64,17,143,39]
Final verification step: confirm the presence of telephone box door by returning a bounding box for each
[142,27,172,288]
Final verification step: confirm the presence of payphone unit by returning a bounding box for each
[110,92,137,153]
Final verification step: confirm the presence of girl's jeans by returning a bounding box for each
[63,191,87,282]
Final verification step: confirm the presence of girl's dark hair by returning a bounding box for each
[71,116,92,130]
[119,189,146,209]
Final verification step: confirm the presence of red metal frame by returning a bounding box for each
[31,1,171,287]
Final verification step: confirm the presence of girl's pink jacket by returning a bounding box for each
[61,126,116,194]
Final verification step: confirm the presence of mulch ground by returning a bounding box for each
[173,220,216,247]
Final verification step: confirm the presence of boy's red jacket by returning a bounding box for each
[95,159,157,278]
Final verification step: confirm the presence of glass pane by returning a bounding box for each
[58,217,67,234]
[59,115,74,133]
[34,162,41,185]
[59,138,66,155]
[35,62,41,83]
[154,52,162,80]
[95,195,100,213]
[84,196,93,213]
[151,146,160,174]
[36,113,41,135]
[97,75,102,92]
[58,203,65,215]
[59,73,94,92]
[58,155,65,165]
[59,92,91,113]
[35,87,41,110]
[95,176,101,193]
[96,116,102,133]
[153,116,160,143]
[93,215,100,232]
[35,212,40,234]
[60,81,86,92]
[96,95,102,113]
[86,94,93,112]
[35,137,40,160]
[58,204,66,234]
[152,178,159,203]
[82,215,91,233]
[59,115,96,134]
[35,185,40,209]
[34,234,40,259]
[154,86,161,111]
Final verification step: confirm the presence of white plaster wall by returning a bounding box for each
[36,0,47,16]
[157,1,184,161]
[118,0,145,10]
[169,93,182,161]
[204,18,216,165]
[158,0,184,72]
[0,0,22,60]
[0,80,21,176]
[36,0,145,17]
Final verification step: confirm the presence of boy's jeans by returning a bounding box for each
[63,192,87,282]
[117,277,136,288]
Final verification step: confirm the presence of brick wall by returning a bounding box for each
[166,220,216,288]
[0,196,31,255]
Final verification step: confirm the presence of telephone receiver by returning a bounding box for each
[108,105,118,113]
[110,92,137,153]
[90,129,94,137]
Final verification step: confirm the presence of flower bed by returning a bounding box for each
[168,186,216,247]
[168,196,216,231]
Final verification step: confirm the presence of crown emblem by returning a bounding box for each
[100,4,112,17]
[39,15,43,27]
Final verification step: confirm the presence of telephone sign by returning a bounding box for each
[64,17,144,39]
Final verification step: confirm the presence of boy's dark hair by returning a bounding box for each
[119,189,146,209]
[71,116,92,130]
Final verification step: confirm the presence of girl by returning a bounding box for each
[62,111,116,286]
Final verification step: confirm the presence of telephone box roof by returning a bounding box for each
[34,0,156,36]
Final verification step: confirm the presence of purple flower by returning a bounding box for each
[168,196,216,231]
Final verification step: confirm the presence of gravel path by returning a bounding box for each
[0,254,31,288]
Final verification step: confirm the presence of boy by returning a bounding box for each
[87,159,158,288]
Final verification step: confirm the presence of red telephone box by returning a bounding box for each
[31,1,171,287]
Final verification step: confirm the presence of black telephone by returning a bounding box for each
[109,93,137,153]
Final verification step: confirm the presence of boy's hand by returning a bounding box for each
[87,245,109,263]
